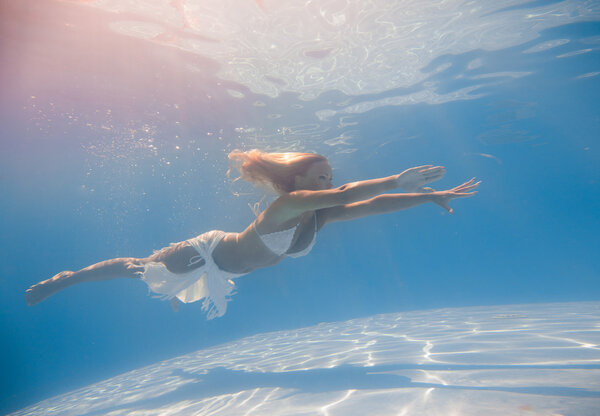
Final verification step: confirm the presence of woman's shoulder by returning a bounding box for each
[254,201,301,233]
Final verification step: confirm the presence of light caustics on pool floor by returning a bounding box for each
[13,302,600,415]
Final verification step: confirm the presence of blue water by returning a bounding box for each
[1,0,599,414]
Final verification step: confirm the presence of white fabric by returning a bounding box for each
[287,226,317,258]
[257,212,317,258]
[139,230,247,319]
[257,226,297,256]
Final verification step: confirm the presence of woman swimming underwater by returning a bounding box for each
[25,150,480,318]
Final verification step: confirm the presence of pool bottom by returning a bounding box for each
[13,301,600,415]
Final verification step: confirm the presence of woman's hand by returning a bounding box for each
[396,165,446,192]
[431,178,480,214]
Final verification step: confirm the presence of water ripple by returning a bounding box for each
[78,0,599,100]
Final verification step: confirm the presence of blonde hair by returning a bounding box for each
[228,149,328,194]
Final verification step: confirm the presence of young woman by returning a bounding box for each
[25,150,479,318]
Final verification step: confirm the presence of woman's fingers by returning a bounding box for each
[453,191,478,198]
[458,178,476,187]
[420,166,445,174]
[456,184,480,193]
[465,181,481,191]
[454,179,480,192]
[432,177,480,214]
[424,172,445,180]
[407,165,433,175]
[419,166,446,182]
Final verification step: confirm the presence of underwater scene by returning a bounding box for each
[1,0,599,414]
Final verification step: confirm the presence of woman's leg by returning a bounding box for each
[25,257,146,306]
[25,241,206,306]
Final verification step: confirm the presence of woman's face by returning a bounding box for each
[295,160,333,191]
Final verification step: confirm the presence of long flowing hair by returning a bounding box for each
[228,149,328,195]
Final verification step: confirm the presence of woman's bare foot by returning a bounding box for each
[25,271,74,306]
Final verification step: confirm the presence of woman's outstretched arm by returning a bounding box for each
[271,165,446,222]
[318,178,480,226]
